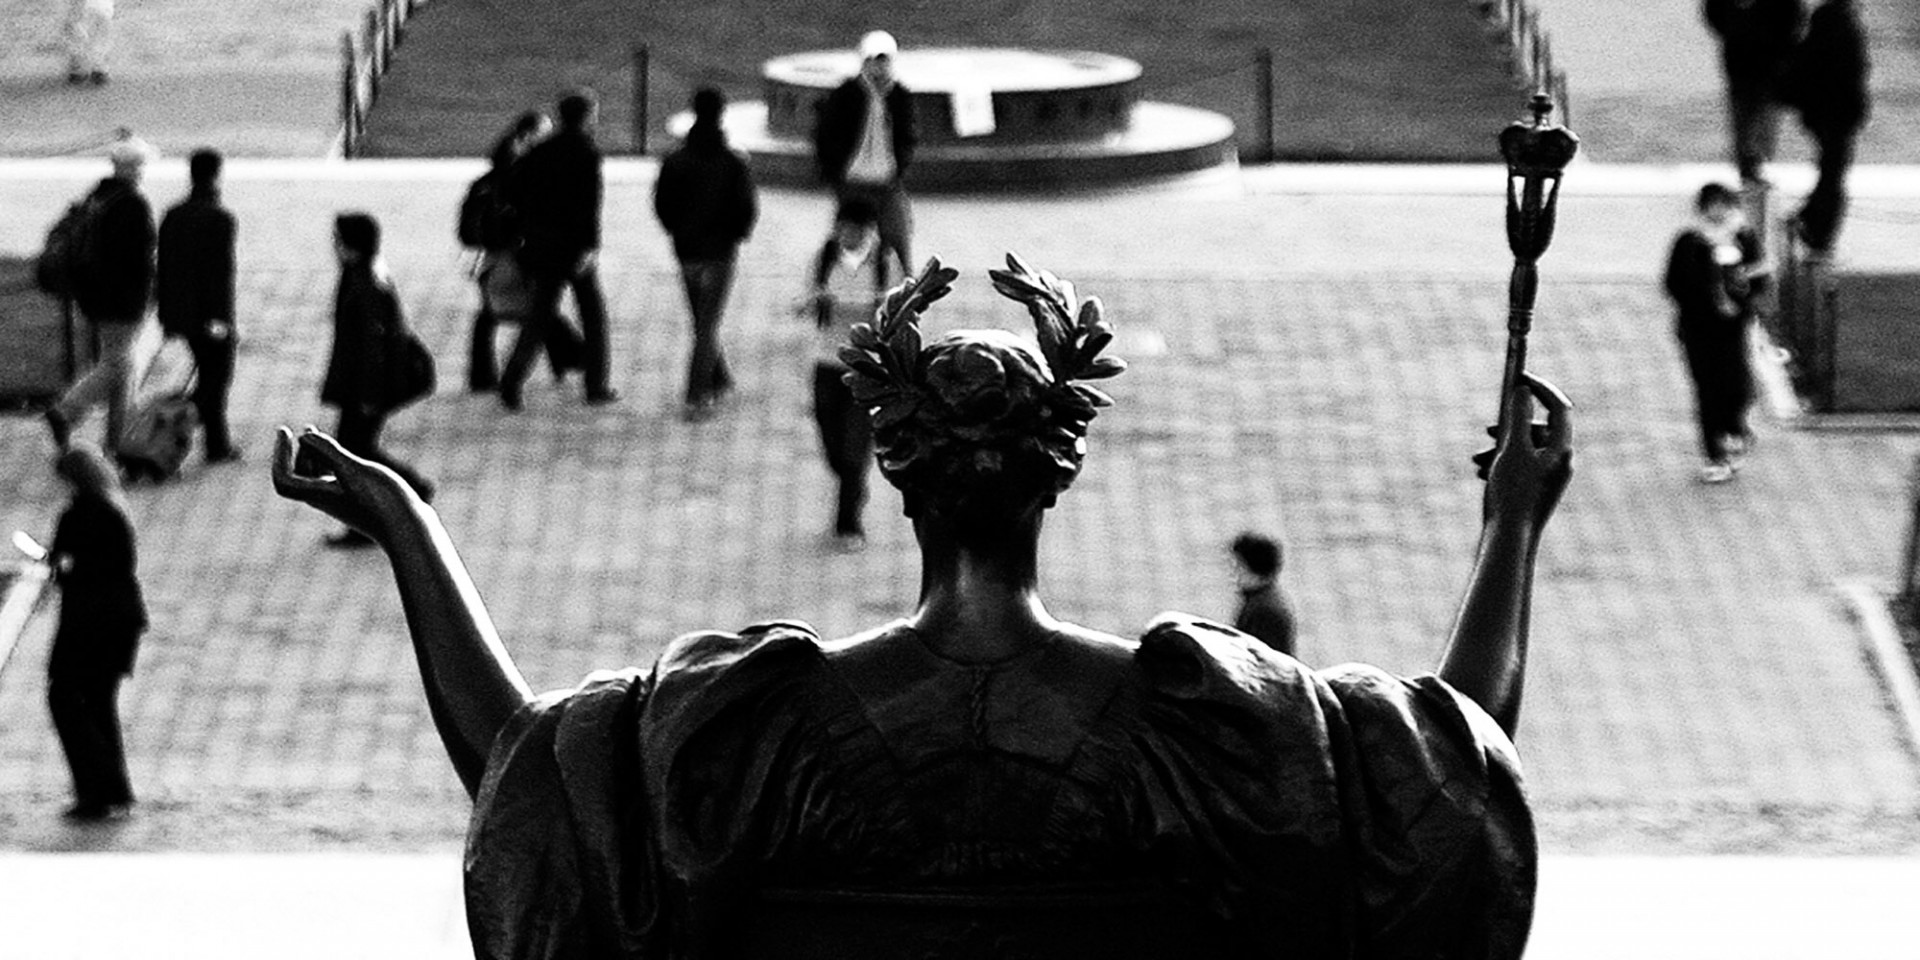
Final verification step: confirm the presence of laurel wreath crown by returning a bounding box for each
[837,253,1127,446]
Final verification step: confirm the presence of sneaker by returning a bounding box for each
[206,447,243,465]
[1698,461,1736,484]
[62,801,132,823]
[585,388,622,406]
[89,71,108,86]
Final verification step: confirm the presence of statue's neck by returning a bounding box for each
[910,511,1058,663]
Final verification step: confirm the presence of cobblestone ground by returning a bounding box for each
[1,170,1917,854]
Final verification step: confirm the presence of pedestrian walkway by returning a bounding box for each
[1,160,1918,859]
[5,852,1918,959]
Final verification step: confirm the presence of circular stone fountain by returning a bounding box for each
[671,47,1238,190]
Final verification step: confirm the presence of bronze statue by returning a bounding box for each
[274,254,1572,959]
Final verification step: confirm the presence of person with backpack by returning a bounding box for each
[156,148,240,465]
[502,90,616,410]
[460,112,585,393]
[653,88,759,420]
[45,134,158,468]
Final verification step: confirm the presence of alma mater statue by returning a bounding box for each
[274,255,1571,959]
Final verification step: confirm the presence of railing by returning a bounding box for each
[338,0,429,158]
[1774,222,1838,412]
[1479,0,1572,128]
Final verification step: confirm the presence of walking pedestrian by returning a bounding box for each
[1781,0,1871,254]
[653,88,759,420]
[156,147,240,464]
[64,0,113,84]
[461,112,586,393]
[321,213,434,546]
[45,133,157,465]
[1665,183,1765,484]
[808,199,894,542]
[503,90,616,409]
[1230,531,1298,658]
[813,30,917,277]
[1702,0,1804,185]
[45,441,146,822]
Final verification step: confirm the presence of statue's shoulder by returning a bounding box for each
[654,619,825,681]
[1132,612,1319,702]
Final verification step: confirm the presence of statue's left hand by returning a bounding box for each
[1477,372,1573,534]
[272,426,421,543]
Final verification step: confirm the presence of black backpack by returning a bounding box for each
[457,173,518,251]
[35,197,103,297]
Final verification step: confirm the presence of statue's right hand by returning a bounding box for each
[272,426,421,543]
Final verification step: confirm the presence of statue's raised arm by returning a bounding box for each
[271,427,530,796]
[1437,372,1572,736]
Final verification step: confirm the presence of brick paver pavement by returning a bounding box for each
[1,161,1918,855]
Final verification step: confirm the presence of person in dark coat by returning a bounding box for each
[812,30,916,276]
[462,111,585,393]
[503,90,616,409]
[320,212,433,546]
[1782,0,1871,253]
[653,88,759,419]
[156,147,240,464]
[47,134,158,460]
[1665,183,1765,483]
[1703,0,1804,183]
[1230,531,1298,658]
[45,441,147,822]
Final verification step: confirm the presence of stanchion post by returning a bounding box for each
[340,31,358,158]
[1254,47,1274,163]
[632,44,650,156]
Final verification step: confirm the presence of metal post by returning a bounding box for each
[1902,454,1920,611]
[632,44,650,156]
[1254,47,1274,163]
[340,31,358,158]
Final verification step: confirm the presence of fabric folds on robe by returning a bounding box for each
[465,616,1534,960]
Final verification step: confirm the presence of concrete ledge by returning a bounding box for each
[1836,579,1920,761]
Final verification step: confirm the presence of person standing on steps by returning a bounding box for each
[654,88,759,421]
[64,0,115,84]
[1703,0,1804,188]
[157,147,241,465]
[503,90,615,410]
[813,30,917,277]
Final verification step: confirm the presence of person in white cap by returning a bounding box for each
[811,29,917,276]
[45,133,158,467]
[64,0,115,85]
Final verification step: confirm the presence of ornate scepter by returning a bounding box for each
[1495,94,1579,431]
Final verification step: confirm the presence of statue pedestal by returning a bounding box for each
[669,47,1237,190]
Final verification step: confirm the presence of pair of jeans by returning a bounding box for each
[813,364,873,536]
[1797,125,1858,253]
[680,256,736,405]
[48,663,133,809]
[1682,327,1754,462]
[183,329,235,458]
[505,261,609,400]
[54,317,140,454]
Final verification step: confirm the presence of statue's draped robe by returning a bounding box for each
[465,615,1535,959]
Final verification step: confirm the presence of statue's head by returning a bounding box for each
[840,255,1126,528]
